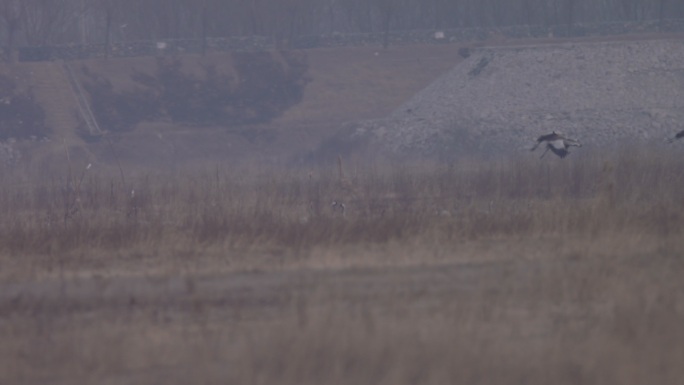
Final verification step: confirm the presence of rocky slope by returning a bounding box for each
[357,39,684,158]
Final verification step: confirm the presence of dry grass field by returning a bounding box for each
[1,144,683,384]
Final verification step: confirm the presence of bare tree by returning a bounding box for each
[78,0,88,43]
[565,0,576,27]
[198,0,225,52]
[103,0,113,56]
[0,0,24,61]
[281,0,316,48]
[21,0,74,46]
[201,0,209,54]
[1,0,682,49]
[326,0,337,34]
[658,0,667,30]
[375,0,397,48]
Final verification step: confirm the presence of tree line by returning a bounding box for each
[1,0,682,51]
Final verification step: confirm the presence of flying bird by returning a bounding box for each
[667,129,684,143]
[530,131,582,159]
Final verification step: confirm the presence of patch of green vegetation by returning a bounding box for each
[83,75,160,134]
[83,51,309,133]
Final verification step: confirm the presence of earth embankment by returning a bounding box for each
[357,39,684,158]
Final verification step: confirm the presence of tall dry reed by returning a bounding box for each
[0,146,682,259]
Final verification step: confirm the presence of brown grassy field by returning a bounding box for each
[1,145,683,384]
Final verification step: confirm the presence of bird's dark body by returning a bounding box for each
[548,145,569,158]
[668,129,684,142]
[535,132,563,143]
[530,131,581,159]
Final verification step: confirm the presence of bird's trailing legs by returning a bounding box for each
[540,146,550,159]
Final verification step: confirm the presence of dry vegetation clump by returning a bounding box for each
[0,146,682,277]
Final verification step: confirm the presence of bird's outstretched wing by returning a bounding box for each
[564,138,582,148]
[531,132,562,151]
[536,132,562,143]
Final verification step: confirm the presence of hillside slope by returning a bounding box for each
[358,38,684,158]
[2,44,466,168]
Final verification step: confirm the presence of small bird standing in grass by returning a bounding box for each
[530,131,582,159]
[667,129,684,143]
[331,200,346,217]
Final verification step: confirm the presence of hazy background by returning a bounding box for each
[2,0,684,49]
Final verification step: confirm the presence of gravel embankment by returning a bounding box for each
[356,39,684,157]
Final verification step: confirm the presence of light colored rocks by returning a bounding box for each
[358,39,684,157]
